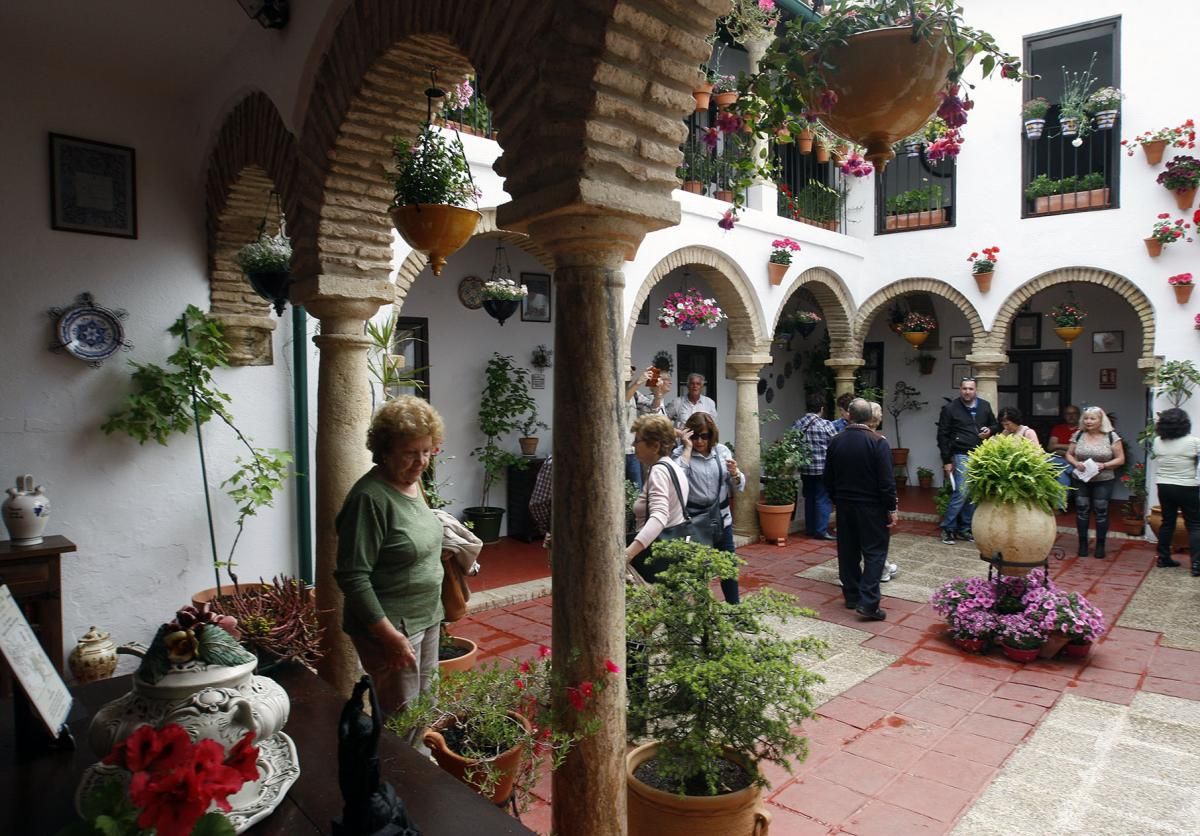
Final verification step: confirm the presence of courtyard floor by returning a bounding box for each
[455,518,1200,835]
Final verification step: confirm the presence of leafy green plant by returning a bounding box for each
[391,124,478,207]
[101,306,292,595]
[366,313,427,402]
[964,434,1067,514]
[626,539,826,796]
[917,467,935,480]
[885,184,944,215]
[1087,86,1122,113]
[678,145,714,184]
[791,181,845,223]
[472,353,537,506]
[758,410,811,505]
[235,230,291,274]
[887,381,926,450]
[1058,53,1099,134]
[934,480,954,518]
[1147,360,1200,408]
[1022,97,1050,119]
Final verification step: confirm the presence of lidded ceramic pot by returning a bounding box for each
[69,626,120,684]
[3,474,51,545]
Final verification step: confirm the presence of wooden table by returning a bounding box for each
[0,535,75,674]
[0,665,534,835]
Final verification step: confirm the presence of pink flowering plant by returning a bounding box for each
[1047,302,1087,328]
[968,246,1000,274]
[997,612,1044,650]
[769,237,802,265]
[1149,214,1194,246]
[1052,591,1107,644]
[839,151,875,177]
[900,312,937,333]
[948,609,999,642]
[1169,273,1194,286]
[1122,119,1197,155]
[658,288,727,331]
[793,310,823,325]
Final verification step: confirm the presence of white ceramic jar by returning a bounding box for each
[2,474,51,545]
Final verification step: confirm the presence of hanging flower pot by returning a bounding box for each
[1142,139,1169,166]
[693,82,714,112]
[814,142,829,164]
[390,205,481,277]
[1173,187,1198,212]
[1054,326,1084,347]
[1059,115,1079,137]
[974,270,993,293]
[714,91,739,110]
[236,207,293,316]
[482,298,520,326]
[902,330,929,349]
[657,288,726,336]
[1092,110,1118,131]
[1023,118,1046,140]
[898,312,936,350]
[1145,237,1163,258]
[903,139,921,156]
[245,271,292,317]
[767,261,787,286]
[1174,283,1194,305]
[796,321,817,339]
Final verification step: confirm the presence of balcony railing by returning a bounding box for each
[678,109,751,207]
[441,78,496,139]
[1021,105,1119,218]
[773,140,849,234]
[875,142,956,235]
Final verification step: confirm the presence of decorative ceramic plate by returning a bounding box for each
[757,378,767,395]
[765,387,774,404]
[53,296,130,366]
[457,275,485,309]
[76,732,299,834]
[776,374,785,390]
[784,362,793,377]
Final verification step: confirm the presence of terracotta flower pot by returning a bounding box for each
[1174,186,1198,211]
[918,476,933,489]
[1000,643,1041,663]
[814,143,829,164]
[683,181,705,194]
[713,91,739,110]
[1121,516,1145,537]
[1142,139,1168,166]
[1038,631,1071,659]
[518,437,539,456]
[1063,641,1092,659]
[424,711,530,805]
[891,448,909,466]
[390,204,481,276]
[438,636,479,673]
[797,130,813,154]
[714,189,734,202]
[1054,325,1084,347]
[756,502,794,546]
[901,330,928,349]
[1148,504,1191,552]
[974,270,993,293]
[693,84,714,112]
[1174,284,1194,304]
[767,261,788,286]
[1145,237,1163,258]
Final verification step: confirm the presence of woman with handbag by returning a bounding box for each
[674,412,743,602]
[1065,405,1125,558]
[625,413,689,583]
[1151,407,1200,574]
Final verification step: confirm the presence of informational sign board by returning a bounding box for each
[0,585,72,736]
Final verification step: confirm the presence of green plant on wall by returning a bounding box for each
[102,306,292,595]
[1147,360,1200,408]
[801,330,836,409]
[472,353,538,507]
[366,313,427,403]
[791,181,846,223]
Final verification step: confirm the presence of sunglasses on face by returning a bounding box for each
[692,432,711,441]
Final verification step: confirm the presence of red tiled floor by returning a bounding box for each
[954,713,1035,744]
[467,536,551,589]
[931,730,1017,767]
[818,750,900,795]
[841,681,912,712]
[908,749,996,793]
[759,804,837,835]
[895,696,970,728]
[1065,679,1137,705]
[771,776,868,824]
[875,773,974,822]
[974,695,1050,725]
[817,697,892,730]
[843,799,946,836]
[991,681,1060,707]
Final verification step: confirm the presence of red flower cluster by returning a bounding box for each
[1169,273,1194,286]
[968,246,1000,274]
[1149,213,1194,245]
[925,129,963,162]
[1122,120,1197,156]
[936,84,974,129]
[102,724,258,836]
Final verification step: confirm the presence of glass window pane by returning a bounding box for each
[998,391,1019,412]
[999,364,1019,386]
[1033,361,1061,385]
[1032,391,1060,417]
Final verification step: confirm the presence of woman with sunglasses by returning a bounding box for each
[674,412,744,602]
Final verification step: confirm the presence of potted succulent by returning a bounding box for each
[389,123,481,275]
[965,435,1067,575]
[767,237,801,285]
[1086,86,1122,130]
[1022,97,1050,139]
[917,466,935,489]
[1046,301,1088,346]
[1169,273,1195,305]
[1122,120,1197,166]
[884,184,946,230]
[207,575,325,673]
[235,221,292,317]
[898,311,937,349]
[625,539,825,836]
[756,411,811,545]
[466,353,538,543]
[1157,155,1200,211]
[967,245,1000,292]
[1145,213,1194,257]
[886,381,926,476]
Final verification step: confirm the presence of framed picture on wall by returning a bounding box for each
[949,336,973,359]
[951,363,973,388]
[1010,313,1041,349]
[49,133,137,238]
[1099,368,1117,389]
[520,273,552,322]
[1092,330,1123,353]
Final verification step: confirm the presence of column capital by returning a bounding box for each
[726,355,773,380]
[965,353,1009,375]
[825,356,866,371]
[1137,356,1165,374]
[292,275,394,325]
[525,214,653,267]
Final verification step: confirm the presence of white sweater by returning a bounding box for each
[632,457,689,551]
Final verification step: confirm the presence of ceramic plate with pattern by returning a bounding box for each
[56,301,126,364]
[457,275,485,309]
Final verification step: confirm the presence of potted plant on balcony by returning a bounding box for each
[677,145,712,194]
[1169,273,1195,305]
[466,353,537,543]
[1123,120,1197,166]
[1157,155,1200,211]
[1145,213,1194,257]
[625,539,825,836]
[790,181,845,230]
[884,184,945,230]
[887,381,926,477]
[1022,97,1050,139]
[756,411,811,545]
[1087,86,1123,130]
[898,311,936,349]
[967,245,1000,293]
[389,123,481,276]
[1046,301,1088,347]
[1057,55,1099,140]
[767,237,801,285]
[235,219,292,317]
[712,74,739,109]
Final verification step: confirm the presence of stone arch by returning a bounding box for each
[992,266,1156,359]
[290,0,724,285]
[776,267,857,355]
[204,91,300,364]
[623,246,767,366]
[392,207,553,305]
[854,277,988,345]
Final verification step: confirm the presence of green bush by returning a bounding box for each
[964,435,1067,514]
[759,411,811,505]
[885,184,944,215]
[792,181,845,223]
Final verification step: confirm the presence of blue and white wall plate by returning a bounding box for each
[49,292,133,367]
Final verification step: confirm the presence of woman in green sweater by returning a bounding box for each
[335,396,445,719]
[1151,407,1200,575]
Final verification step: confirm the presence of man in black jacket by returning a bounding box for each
[936,377,998,544]
[824,398,898,621]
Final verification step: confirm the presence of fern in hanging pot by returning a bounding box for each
[236,220,292,317]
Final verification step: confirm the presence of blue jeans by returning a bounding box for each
[940,453,974,533]
[625,452,643,490]
[800,474,832,537]
[715,523,740,604]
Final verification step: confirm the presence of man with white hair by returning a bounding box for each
[667,373,718,428]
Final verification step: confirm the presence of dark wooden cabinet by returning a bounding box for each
[0,536,74,697]
[506,457,547,542]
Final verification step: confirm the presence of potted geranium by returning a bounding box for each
[657,287,726,335]
[389,123,481,275]
[207,575,325,673]
[756,411,811,544]
[967,245,1000,292]
[996,612,1045,663]
[793,309,822,339]
[235,221,292,316]
[626,539,825,835]
[1087,86,1122,130]
[1169,273,1195,305]
[898,311,937,349]
[1122,119,1197,166]
[1046,301,1088,346]
[767,237,801,285]
[1146,213,1194,257]
[1022,97,1050,139]
[1157,155,1200,211]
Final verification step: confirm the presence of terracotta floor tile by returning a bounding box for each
[517,799,553,835]
[907,647,963,669]
[935,669,1004,695]
[1075,664,1141,688]
[1007,669,1074,692]
[770,776,868,824]
[817,697,891,730]
[817,750,900,795]
[918,682,987,711]
[876,773,974,822]
[759,803,836,835]
[895,696,969,728]
[866,715,950,749]
[842,799,948,836]
[991,681,1061,706]
[1065,679,1137,705]
[1144,660,1200,684]
[931,730,1017,767]
[975,695,1049,725]
[879,624,928,646]
[843,733,927,770]
[1141,677,1200,700]
[1086,645,1152,674]
[954,713,1034,744]
[842,682,912,712]
[898,612,947,633]
[908,749,996,793]
[479,610,545,636]
[862,635,913,656]
[866,663,945,695]
[804,716,864,747]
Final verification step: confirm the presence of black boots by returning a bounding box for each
[1191,560,1200,577]
[1077,538,1089,557]
[1158,555,1182,568]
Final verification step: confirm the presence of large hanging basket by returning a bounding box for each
[1054,325,1084,347]
[901,330,929,349]
[482,298,520,326]
[390,204,481,276]
[806,27,956,170]
[245,270,292,317]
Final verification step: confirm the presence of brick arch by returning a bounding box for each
[854,278,987,344]
[291,0,724,283]
[992,266,1155,359]
[776,267,856,355]
[392,207,553,305]
[623,246,767,366]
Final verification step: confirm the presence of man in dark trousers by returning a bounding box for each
[824,398,898,621]
[936,377,998,544]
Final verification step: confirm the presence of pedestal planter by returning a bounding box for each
[757,502,794,546]
[1054,326,1084,347]
[1023,118,1045,140]
[767,261,788,286]
[1145,238,1163,258]
[1142,140,1168,166]
[390,205,481,276]
[1001,642,1042,663]
[1174,284,1194,305]
[1063,641,1092,659]
[973,500,1057,575]
[481,298,520,326]
[901,330,929,349]
[974,271,993,293]
[1173,187,1198,211]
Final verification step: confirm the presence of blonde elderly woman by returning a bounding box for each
[334,395,445,720]
[1065,405,1125,559]
[625,413,689,583]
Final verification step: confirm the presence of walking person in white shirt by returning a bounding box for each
[667,373,717,428]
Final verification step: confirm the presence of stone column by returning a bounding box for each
[726,357,772,542]
[825,356,865,397]
[965,352,1009,408]
[293,275,394,696]
[530,215,649,836]
[742,35,777,214]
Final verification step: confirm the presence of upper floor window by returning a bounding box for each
[774,138,849,235]
[1021,17,1121,218]
[874,142,956,235]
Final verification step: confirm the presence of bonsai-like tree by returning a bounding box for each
[627,539,826,796]
[471,353,537,507]
[887,380,927,449]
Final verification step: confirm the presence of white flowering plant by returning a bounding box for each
[482,279,528,301]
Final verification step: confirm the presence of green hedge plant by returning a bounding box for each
[964,434,1066,514]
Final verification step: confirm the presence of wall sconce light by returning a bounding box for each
[236,0,289,30]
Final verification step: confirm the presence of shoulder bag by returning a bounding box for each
[630,461,715,583]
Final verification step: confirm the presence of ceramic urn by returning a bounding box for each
[3,474,51,545]
[68,626,119,684]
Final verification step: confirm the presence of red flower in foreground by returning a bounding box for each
[537,645,551,659]
[604,658,621,674]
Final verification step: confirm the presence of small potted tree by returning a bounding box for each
[887,381,927,481]
[517,408,549,457]
[625,539,825,836]
[755,411,811,545]
[465,353,538,543]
